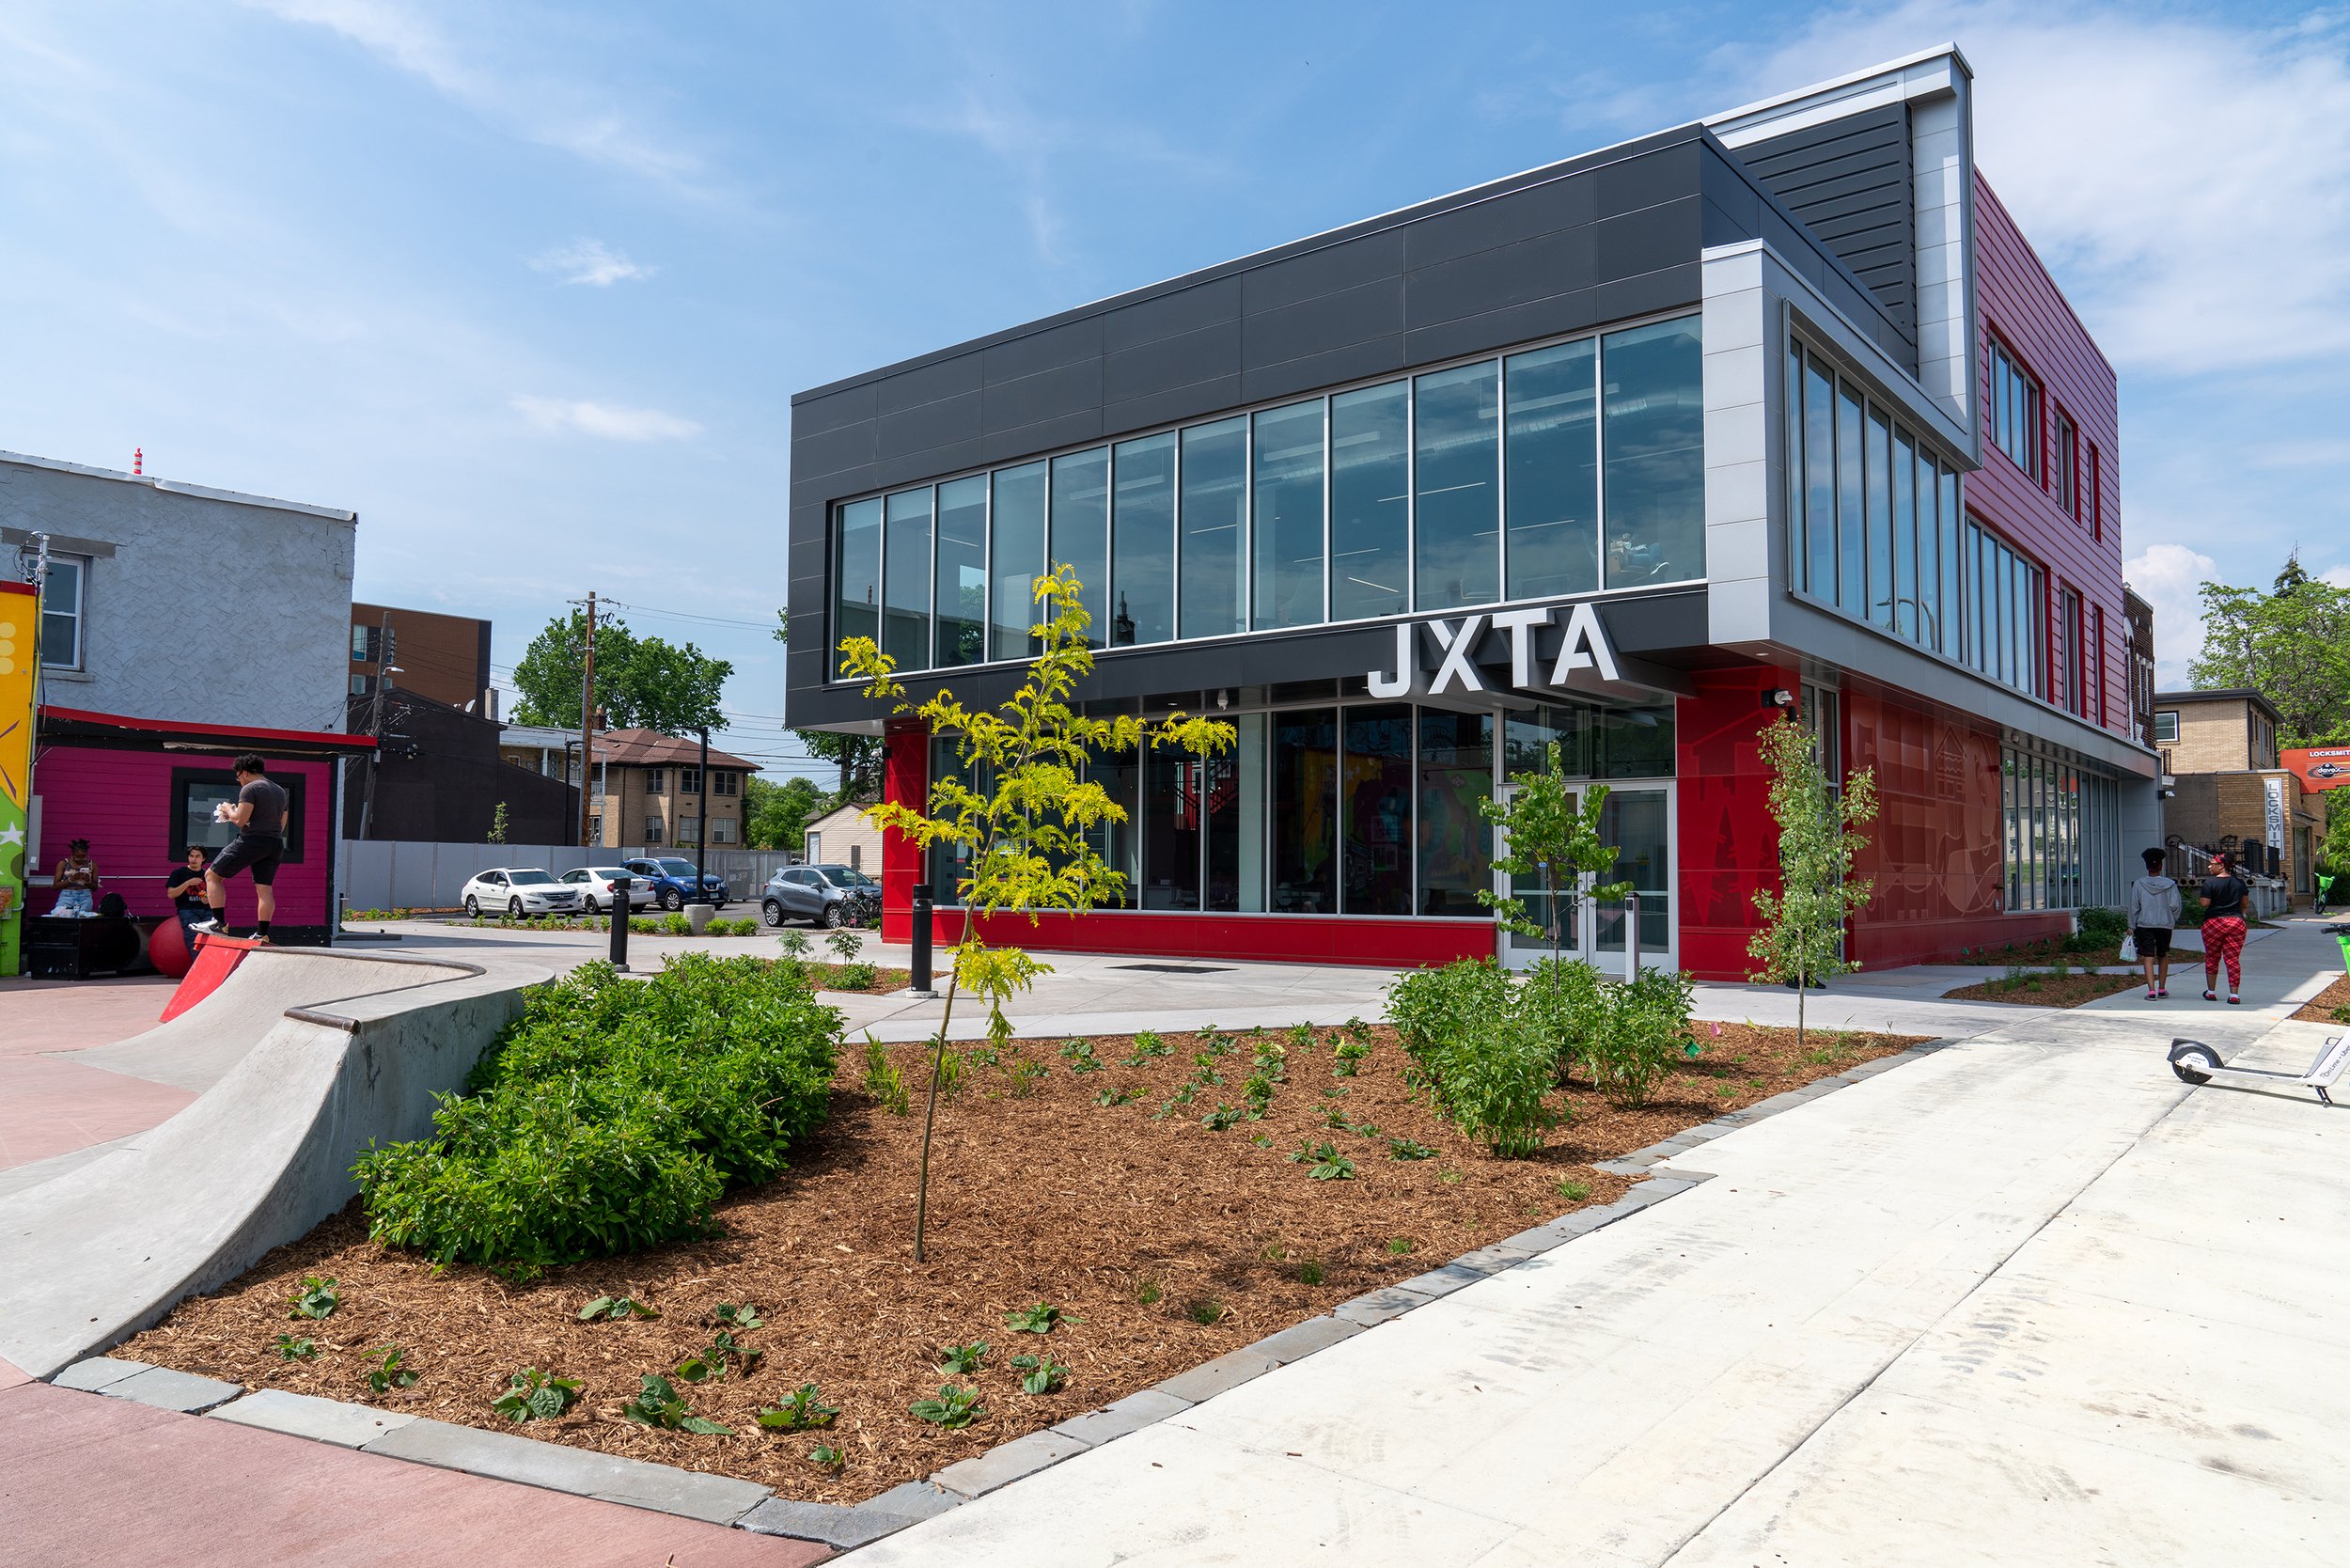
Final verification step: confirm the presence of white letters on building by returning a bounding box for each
[1364,602,1622,697]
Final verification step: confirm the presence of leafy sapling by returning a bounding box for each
[1058,1039,1104,1073]
[1290,1140,1356,1180]
[1386,1137,1435,1160]
[1010,1354,1070,1394]
[808,1443,846,1470]
[936,1341,989,1374]
[274,1334,319,1361]
[1095,1085,1143,1106]
[824,928,863,964]
[1745,714,1879,1047]
[1124,1030,1172,1066]
[288,1276,339,1321]
[365,1346,418,1392]
[493,1368,581,1422]
[909,1384,985,1429]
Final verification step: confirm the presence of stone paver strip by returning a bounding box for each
[1050,1388,1193,1447]
[737,1496,920,1550]
[931,1427,1094,1498]
[209,1388,417,1448]
[51,1357,151,1393]
[1388,1262,1485,1299]
[859,1481,964,1522]
[1242,1313,1363,1365]
[1154,1347,1278,1403]
[1334,1285,1437,1327]
[363,1417,769,1524]
[101,1366,243,1414]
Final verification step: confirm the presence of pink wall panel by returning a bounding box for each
[1677,666,1791,981]
[1970,177,2127,738]
[31,745,333,925]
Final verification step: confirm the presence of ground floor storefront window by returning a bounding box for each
[2001,746,2122,912]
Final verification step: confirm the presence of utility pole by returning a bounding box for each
[696,724,711,902]
[356,612,394,840]
[578,590,597,848]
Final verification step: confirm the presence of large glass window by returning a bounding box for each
[1271,708,1337,913]
[1201,719,1267,914]
[1835,384,1866,619]
[1797,350,1836,600]
[1141,749,1203,910]
[832,497,882,666]
[1601,315,1704,587]
[1414,363,1499,609]
[1936,465,1961,656]
[1049,447,1109,649]
[1086,742,1140,907]
[2053,409,2078,515]
[1111,433,1175,647]
[1990,337,2041,478]
[883,487,932,671]
[1328,382,1409,622]
[1180,417,1246,640]
[1892,430,1918,641]
[38,554,87,668]
[989,462,1046,661]
[1252,400,1325,630]
[1506,339,1599,601]
[1340,705,1413,915]
[1865,409,1894,630]
[1417,710,1493,917]
[934,475,987,667]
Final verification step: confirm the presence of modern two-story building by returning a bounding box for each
[783,47,2158,977]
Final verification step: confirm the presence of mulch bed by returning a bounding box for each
[2292,975,2350,1025]
[1952,938,2127,968]
[809,964,912,996]
[119,1019,1926,1506]
[1942,970,2144,1008]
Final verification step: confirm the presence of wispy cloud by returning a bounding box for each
[2125,542,2219,687]
[242,0,716,198]
[1719,3,2350,377]
[512,394,699,442]
[530,237,654,287]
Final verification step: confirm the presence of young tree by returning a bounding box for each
[2188,554,2350,745]
[775,610,884,805]
[510,611,732,735]
[486,801,509,845]
[838,566,1232,1261]
[1478,742,1630,1075]
[1747,714,1879,1046]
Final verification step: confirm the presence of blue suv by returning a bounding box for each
[622,856,731,911]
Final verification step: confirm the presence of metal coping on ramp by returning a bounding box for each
[32,1036,1958,1552]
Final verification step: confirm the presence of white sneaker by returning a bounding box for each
[190,917,224,934]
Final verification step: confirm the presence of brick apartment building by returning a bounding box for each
[350,602,494,712]
[2156,688,2320,902]
[587,729,757,851]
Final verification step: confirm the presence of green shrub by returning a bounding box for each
[1388,959,1555,1157]
[2075,906,2127,946]
[661,913,693,936]
[1583,965,1697,1108]
[353,954,841,1272]
[832,962,880,991]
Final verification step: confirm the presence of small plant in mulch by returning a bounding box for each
[1058,1039,1104,1074]
[1290,1141,1355,1181]
[1095,1086,1142,1107]
[621,1373,733,1435]
[909,1384,985,1429]
[287,1276,339,1320]
[1387,1237,1415,1256]
[863,1035,910,1116]
[577,1294,660,1322]
[1133,1276,1163,1306]
[1295,1259,1326,1287]
[1123,1031,1172,1066]
[274,1334,319,1361]
[935,1341,988,1374]
[1557,1179,1590,1202]
[1386,1136,1435,1161]
[1333,1031,1371,1077]
[757,1383,841,1433]
[676,1304,764,1382]
[1199,1104,1243,1131]
[1184,1297,1227,1325]
[1010,1354,1069,1394]
[823,929,864,964]
[493,1367,581,1422]
[1002,1302,1072,1335]
[808,1443,846,1470]
[364,1346,418,1392]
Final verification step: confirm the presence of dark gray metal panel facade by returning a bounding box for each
[1731,104,1917,354]
[785,122,1911,727]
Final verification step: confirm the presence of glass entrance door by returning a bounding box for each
[1496,782,1674,978]
[1496,783,1582,970]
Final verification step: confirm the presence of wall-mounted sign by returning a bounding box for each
[2281,746,2350,793]
[1367,602,1620,698]
[2264,775,2286,852]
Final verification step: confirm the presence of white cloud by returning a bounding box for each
[530,237,654,287]
[1723,4,2350,376]
[2125,542,2218,687]
[512,394,699,442]
[243,0,713,197]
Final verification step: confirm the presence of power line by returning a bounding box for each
[601,598,780,633]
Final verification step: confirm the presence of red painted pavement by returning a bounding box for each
[0,1382,828,1567]
[0,976,191,1173]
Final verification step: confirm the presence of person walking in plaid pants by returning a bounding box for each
[2199,852,2251,1004]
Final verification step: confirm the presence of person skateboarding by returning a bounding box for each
[190,754,289,944]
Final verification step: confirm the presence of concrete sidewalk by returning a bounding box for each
[846,919,2349,1566]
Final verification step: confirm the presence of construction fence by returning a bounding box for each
[337,839,803,912]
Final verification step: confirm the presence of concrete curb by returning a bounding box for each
[39,1035,1952,1552]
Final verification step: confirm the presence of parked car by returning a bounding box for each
[461,867,584,918]
[558,866,656,914]
[760,864,881,928]
[622,856,732,912]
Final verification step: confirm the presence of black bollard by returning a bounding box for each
[608,875,632,972]
[910,883,934,996]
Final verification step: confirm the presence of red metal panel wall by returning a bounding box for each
[879,725,928,945]
[31,745,333,925]
[1970,177,2125,734]
[1676,666,1790,980]
[927,907,1494,969]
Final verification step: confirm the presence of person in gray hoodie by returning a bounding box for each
[2126,846,2183,998]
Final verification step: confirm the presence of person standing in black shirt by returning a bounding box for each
[2199,852,2250,1004]
[191,753,290,944]
[164,843,212,945]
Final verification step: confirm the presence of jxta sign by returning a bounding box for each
[1367,602,1619,698]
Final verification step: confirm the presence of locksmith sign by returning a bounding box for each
[1367,602,1620,698]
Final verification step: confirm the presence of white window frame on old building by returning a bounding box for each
[712,816,737,844]
[644,816,665,845]
[39,552,90,669]
[2154,711,2179,744]
[678,813,700,846]
[713,770,737,796]
[645,768,665,794]
[680,766,702,794]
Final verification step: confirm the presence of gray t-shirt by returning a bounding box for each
[239,776,290,838]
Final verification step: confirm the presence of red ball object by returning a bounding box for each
[149,913,193,979]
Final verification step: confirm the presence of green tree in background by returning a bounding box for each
[1747,714,1879,1048]
[2188,554,2350,746]
[775,610,884,806]
[744,775,822,851]
[510,611,732,736]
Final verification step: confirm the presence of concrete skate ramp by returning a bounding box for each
[0,947,554,1378]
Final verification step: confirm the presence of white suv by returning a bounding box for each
[461,868,584,918]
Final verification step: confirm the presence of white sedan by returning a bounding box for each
[559,866,656,914]
[461,867,585,918]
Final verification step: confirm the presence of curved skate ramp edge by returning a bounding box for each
[0,947,555,1379]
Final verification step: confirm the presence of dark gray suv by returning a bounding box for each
[760,864,881,928]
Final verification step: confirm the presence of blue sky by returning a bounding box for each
[4,0,2345,774]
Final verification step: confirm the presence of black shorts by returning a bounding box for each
[2132,925,2172,959]
[210,834,283,886]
